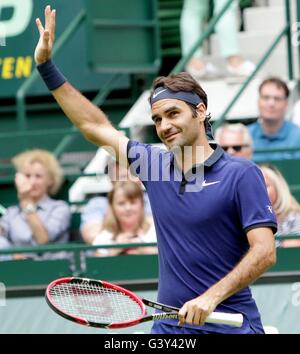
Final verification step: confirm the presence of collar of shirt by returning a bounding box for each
[37,195,52,210]
[169,143,224,176]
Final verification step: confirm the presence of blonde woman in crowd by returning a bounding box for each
[0,149,70,252]
[260,164,300,248]
[93,181,157,256]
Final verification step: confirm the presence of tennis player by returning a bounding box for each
[34,6,277,334]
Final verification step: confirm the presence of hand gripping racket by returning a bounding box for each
[45,277,243,329]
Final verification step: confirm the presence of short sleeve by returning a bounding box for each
[127,140,152,183]
[127,140,172,186]
[235,164,277,234]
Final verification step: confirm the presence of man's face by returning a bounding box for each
[258,83,288,123]
[219,130,252,160]
[151,99,205,150]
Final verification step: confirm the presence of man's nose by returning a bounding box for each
[161,119,172,132]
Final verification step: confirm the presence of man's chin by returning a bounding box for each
[168,143,184,153]
[262,116,279,122]
[161,137,184,151]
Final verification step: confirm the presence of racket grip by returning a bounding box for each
[206,312,243,327]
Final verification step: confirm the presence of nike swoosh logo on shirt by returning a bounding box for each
[202,180,220,187]
[152,89,168,99]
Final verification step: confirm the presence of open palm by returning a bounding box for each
[34,5,56,65]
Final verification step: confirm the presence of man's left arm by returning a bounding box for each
[178,227,276,326]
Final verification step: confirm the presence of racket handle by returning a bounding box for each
[206,312,243,327]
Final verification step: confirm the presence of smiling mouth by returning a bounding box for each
[164,132,179,141]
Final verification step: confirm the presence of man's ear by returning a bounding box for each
[196,103,206,122]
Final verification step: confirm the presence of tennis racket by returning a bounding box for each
[45,277,243,329]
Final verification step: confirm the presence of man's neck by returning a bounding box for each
[261,118,284,136]
[174,138,214,174]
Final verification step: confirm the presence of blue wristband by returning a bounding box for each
[37,59,66,91]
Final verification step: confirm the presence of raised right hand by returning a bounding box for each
[15,172,33,201]
[34,5,56,65]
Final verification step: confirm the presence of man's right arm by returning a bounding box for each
[51,82,129,161]
[34,6,129,162]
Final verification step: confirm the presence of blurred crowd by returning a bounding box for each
[1,1,300,259]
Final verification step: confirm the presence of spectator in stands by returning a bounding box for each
[215,126,300,247]
[0,149,70,253]
[180,0,255,79]
[92,181,157,256]
[214,123,253,159]
[260,164,300,248]
[80,155,152,244]
[248,77,300,161]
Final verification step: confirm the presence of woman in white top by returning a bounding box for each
[93,181,157,256]
[260,164,300,248]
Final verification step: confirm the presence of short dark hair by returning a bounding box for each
[150,72,208,109]
[259,77,289,98]
[150,72,211,131]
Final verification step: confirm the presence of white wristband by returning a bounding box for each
[22,203,37,215]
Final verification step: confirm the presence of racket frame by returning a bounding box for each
[46,277,148,328]
[46,277,243,329]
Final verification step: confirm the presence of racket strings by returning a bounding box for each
[49,282,143,323]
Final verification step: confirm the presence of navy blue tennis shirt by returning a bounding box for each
[127,140,277,334]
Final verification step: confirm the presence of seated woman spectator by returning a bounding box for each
[80,155,152,244]
[92,181,157,256]
[0,149,71,254]
[260,164,300,248]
